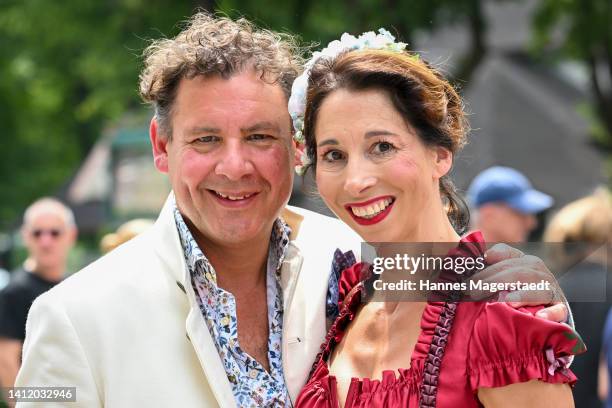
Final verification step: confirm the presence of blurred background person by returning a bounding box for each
[545,187,612,408]
[99,218,154,254]
[467,166,554,242]
[0,198,77,390]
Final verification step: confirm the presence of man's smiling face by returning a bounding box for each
[151,70,295,247]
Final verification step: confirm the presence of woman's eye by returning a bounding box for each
[322,150,345,162]
[372,141,395,154]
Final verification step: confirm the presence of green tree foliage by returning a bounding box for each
[0,0,195,225]
[533,0,612,149]
[217,0,480,53]
[216,0,497,87]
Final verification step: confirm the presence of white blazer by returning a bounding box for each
[16,194,361,407]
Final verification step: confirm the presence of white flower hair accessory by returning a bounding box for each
[289,28,409,175]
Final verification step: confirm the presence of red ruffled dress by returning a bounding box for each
[295,232,585,407]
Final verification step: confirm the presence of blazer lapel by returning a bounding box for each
[280,241,306,403]
[152,193,237,408]
[185,304,237,408]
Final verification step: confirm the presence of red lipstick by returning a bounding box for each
[344,196,395,226]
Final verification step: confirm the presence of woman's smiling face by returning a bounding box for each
[314,88,452,242]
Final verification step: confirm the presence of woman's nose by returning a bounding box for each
[343,161,377,197]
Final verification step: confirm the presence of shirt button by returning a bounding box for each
[249,369,258,379]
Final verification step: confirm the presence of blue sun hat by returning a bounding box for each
[467,166,554,214]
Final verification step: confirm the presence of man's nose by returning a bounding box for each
[214,142,255,180]
[343,160,377,197]
[37,234,56,247]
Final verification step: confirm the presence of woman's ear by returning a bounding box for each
[295,141,306,165]
[291,137,299,164]
[432,146,453,178]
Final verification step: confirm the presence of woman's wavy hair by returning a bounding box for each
[302,49,471,234]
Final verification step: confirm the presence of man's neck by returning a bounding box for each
[30,263,64,283]
[198,234,271,295]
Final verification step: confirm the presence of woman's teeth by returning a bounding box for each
[351,198,394,219]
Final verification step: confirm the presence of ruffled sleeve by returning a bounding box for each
[467,302,586,391]
[337,262,368,305]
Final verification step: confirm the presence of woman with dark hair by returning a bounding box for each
[289,30,583,407]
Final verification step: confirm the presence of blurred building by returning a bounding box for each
[415,0,607,208]
[60,114,169,235]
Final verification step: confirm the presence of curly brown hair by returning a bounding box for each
[302,49,470,233]
[139,12,303,138]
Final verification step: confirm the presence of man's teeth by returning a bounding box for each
[215,191,254,201]
[351,198,394,219]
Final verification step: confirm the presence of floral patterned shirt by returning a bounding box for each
[173,203,290,407]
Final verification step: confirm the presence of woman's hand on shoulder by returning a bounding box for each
[469,243,568,323]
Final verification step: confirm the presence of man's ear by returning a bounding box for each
[150,117,169,173]
[67,225,78,246]
[432,146,453,179]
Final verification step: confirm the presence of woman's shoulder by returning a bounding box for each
[467,302,584,353]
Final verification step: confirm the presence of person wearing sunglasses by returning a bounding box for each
[0,197,77,393]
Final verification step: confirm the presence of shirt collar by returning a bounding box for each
[172,199,292,285]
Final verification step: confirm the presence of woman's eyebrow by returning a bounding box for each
[364,130,398,138]
[317,138,339,147]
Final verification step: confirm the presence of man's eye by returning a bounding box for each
[196,136,219,143]
[371,141,396,155]
[248,134,272,141]
[322,150,345,162]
